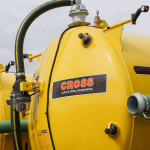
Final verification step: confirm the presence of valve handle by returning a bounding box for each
[132,5,149,24]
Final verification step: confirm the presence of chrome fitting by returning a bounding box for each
[15,72,25,77]
[71,0,74,5]
[69,0,89,23]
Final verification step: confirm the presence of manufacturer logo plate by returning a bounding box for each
[52,74,107,99]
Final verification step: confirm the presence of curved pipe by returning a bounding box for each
[15,0,75,73]
[13,0,76,150]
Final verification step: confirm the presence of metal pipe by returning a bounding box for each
[0,120,28,133]
[102,19,131,32]
[127,93,150,116]
[29,53,42,60]
[69,0,89,23]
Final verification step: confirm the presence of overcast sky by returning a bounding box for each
[0,0,150,73]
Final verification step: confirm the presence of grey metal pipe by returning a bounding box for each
[127,93,150,116]
[0,120,28,133]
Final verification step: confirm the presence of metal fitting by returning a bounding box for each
[127,93,150,119]
[71,0,74,5]
[15,72,25,77]
[69,0,89,23]
[33,74,39,81]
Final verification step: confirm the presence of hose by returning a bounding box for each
[13,0,76,150]
[15,0,75,73]
[11,95,23,150]
[46,25,81,150]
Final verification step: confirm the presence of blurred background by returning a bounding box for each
[0,0,150,73]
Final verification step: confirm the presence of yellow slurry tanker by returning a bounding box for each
[0,0,150,149]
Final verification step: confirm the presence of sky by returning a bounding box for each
[0,0,150,73]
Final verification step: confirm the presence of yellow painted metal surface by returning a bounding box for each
[121,33,150,150]
[20,82,41,92]
[102,19,131,32]
[0,25,150,149]
[28,26,139,150]
[0,72,32,150]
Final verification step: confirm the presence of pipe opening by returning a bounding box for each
[127,96,138,115]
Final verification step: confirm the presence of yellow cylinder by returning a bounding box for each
[28,26,150,150]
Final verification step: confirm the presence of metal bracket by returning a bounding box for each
[28,53,42,63]
[20,82,41,92]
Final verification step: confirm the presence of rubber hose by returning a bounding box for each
[15,0,75,73]
[14,0,76,150]
[46,25,81,150]
[11,100,23,150]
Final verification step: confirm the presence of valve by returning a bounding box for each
[132,5,149,24]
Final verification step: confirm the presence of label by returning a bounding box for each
[134,65,150,75]
[37,130,50,150]
[52,74,107,99]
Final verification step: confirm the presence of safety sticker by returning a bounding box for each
[52,74,107,99]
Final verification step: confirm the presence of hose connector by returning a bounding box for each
[127,93,150,119]
[12,74,31,118]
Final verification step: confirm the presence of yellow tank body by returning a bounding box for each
[27,26,150,150]
[0,72,32,150]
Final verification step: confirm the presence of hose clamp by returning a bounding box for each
[10,93,15,98]
[15,72,25,77]
[143,95,149,113]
